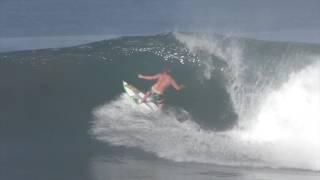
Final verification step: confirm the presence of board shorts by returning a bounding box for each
[150,87,164,104]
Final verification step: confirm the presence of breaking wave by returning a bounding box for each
[91,33,320,171]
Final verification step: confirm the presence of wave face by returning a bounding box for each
[90,33,320,171]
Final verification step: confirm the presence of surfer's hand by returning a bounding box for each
[180,84,185,90]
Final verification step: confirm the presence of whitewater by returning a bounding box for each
[91,33,320,171]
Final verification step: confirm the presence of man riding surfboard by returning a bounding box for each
[138,68,184,109]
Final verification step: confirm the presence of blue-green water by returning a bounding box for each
[1,33,319,180]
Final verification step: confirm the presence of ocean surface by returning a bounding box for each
[1,32,319,180]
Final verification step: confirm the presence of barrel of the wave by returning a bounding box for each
[122,81,159,112]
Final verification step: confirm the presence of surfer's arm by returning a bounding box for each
[138,74,160,80]
[171,79,184,91]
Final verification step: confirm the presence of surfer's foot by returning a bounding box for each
[158,103,164,110]
[140,97,148,103]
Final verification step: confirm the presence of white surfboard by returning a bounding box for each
[123,81,159,111]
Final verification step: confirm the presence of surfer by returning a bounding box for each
[138,68,184,109]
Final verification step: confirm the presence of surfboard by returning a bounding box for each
[123,81,159,111]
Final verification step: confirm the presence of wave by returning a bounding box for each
[91,94,264,167]
[239,61,320,170]
[90,32,320,171]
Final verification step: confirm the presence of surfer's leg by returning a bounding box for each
[155,94,164,109]
[158,103,164,110]
[142,91,151,103]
